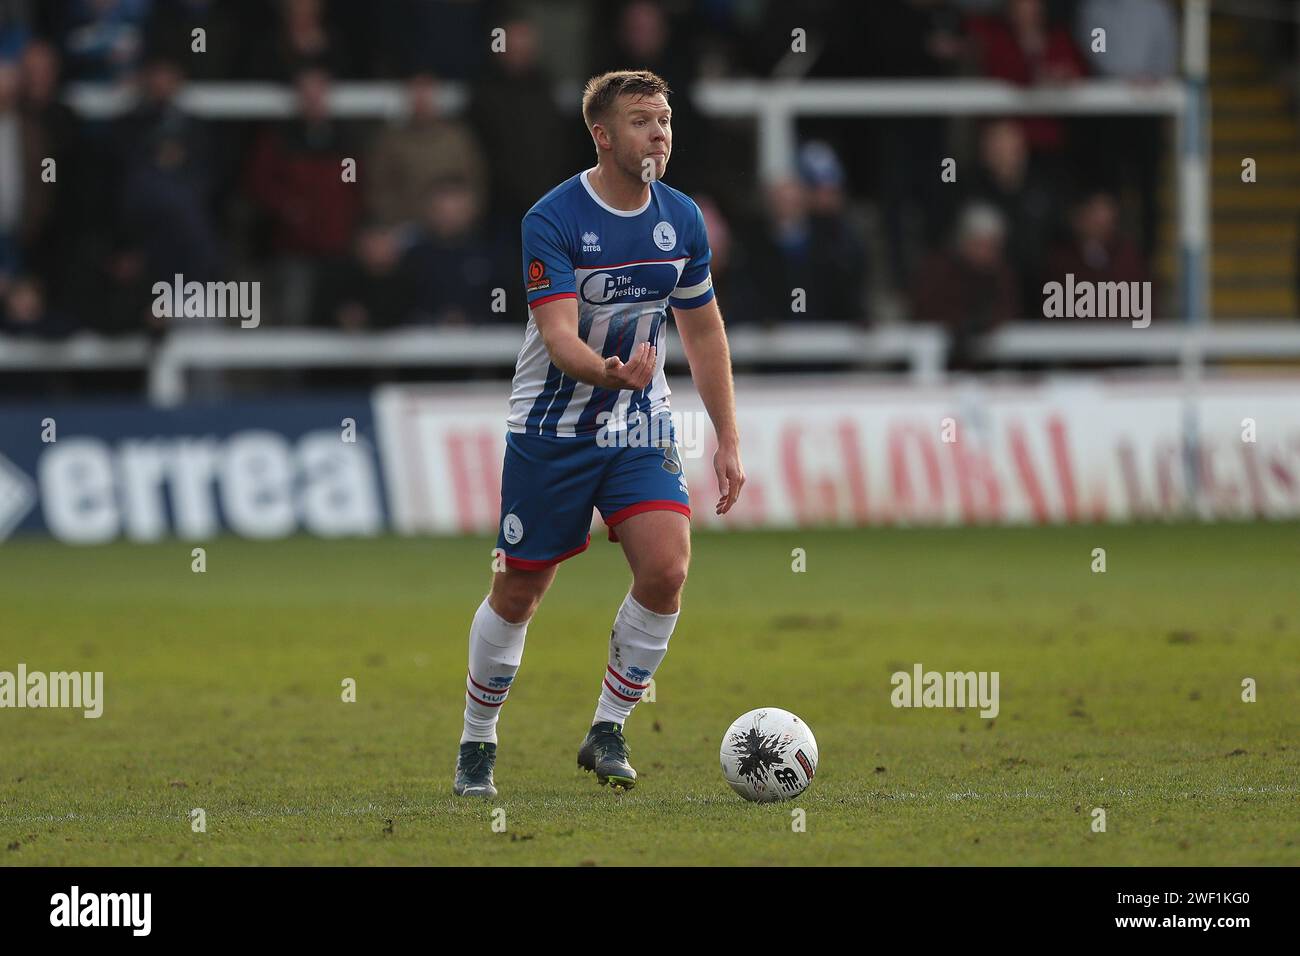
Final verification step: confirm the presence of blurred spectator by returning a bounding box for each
[969,0,1087,86]
[468,15,577,229]
[1075,0,1178,80]
[246,67,361,325]
[118,124,222,305]
[967,0,1086,156]
[950,0,1004,13]
[405,177,511,327]
[787,0,967,80]
[1043,188,1151,313]
[799,140,868,320]
[960,118,1062,317]
[111,51,220,328]
[694,193,748,323]
[60,0,150,82]
[0,0,1208,375]
[874,111,951,294]
[376,0,486,80]
[365,73,487,228]
[249,0,345,80]
[142,0,242,80]
[18,38,64,114]
[791,2,957,294]
[18,40,78,287]
[588,1,706,187]
[70,243,151,335]
[115,51,211,183]
[744,172,865,325]
[0,0,30,62]
[587,1,753,218]
[590,1,696,89]
[318,223,419,331]
[865,0,970,77]
[912,202,1019,368]
[1073,0,1178,257]
[1,275,75,337]
[0,60,24,285]
[864,0,965,294]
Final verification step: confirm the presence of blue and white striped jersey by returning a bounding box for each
[507,167,715,437]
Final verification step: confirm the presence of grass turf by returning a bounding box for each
[0,522,1296,865]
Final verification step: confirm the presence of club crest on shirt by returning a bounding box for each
[652,221,676,251]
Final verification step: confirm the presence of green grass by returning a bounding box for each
[1,522,1297,866]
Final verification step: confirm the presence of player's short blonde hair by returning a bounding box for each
[581,70,672,135]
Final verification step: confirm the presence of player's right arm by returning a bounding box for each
[532,297,656,391]
[522,209,654,391]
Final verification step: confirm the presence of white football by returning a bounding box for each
[720,707,818,802]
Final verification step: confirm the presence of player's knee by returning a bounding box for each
[490,570,550,623]
[640,559,688,600]
[489,590,537,624]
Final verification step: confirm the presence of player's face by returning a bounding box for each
[610,93,671,181]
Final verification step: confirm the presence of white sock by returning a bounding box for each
[461,595,529,744]
[593,591,679,726]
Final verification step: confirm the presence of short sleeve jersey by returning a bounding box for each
[508,167,714,437]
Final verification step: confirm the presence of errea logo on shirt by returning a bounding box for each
[581,231,601,252]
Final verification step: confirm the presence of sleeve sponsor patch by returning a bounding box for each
[526,258,551,293]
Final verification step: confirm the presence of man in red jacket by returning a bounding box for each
[246,67,361,325]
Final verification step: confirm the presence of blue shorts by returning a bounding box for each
[496,419,692,570]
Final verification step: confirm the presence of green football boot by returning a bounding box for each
[577,721,637,789]
[453,741,498,798]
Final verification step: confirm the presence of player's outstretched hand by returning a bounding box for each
[602,342,657,391]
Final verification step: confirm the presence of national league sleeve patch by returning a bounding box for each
[526,258,551,293]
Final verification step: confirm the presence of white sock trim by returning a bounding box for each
[480,595,530,644]
[619,591,679,642]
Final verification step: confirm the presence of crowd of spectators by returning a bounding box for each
[0,0,1183,360]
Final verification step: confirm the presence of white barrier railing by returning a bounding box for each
[0,336,152,370]
[5,323,1300,407]
[690,78,1186,178]
[141,324,946,406]
[64,76,1189,185]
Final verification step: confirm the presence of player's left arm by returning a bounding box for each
[673,296,744,516]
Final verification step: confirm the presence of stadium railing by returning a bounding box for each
[5,323,1300,406]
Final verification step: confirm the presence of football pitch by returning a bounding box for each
[1,522,1296,866]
